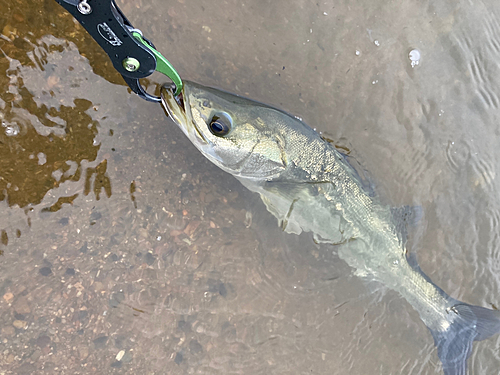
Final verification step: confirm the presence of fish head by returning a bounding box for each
[161,81,287,179]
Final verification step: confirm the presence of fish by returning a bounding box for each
[161,81,500,374]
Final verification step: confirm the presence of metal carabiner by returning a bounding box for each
[131,31,182,97]
[54,0,183,102]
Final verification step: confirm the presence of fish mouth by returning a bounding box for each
[160,83,187,127]
[160,83,207,144]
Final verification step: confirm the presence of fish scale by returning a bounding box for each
[161,80,500,375]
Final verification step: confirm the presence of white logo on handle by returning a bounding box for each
[97,23,123,46]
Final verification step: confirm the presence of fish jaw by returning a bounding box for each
[161,83,244,174]
[160,84,208,147]
[161,81,288,180]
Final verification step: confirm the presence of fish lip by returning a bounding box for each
[160,83,208,144]
[160,83,185,126]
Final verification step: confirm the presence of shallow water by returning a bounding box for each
[1,0,500,373]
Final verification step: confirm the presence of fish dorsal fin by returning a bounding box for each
[390,205,423,245]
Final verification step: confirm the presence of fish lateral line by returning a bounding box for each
[161,80,500,374]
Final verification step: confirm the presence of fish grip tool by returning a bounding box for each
[54,0,183,101]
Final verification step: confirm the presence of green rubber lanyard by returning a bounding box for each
[132,32,183,96]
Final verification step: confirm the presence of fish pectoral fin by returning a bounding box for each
[260,195,303,235]
[280,198,299,231]
[312,232,346,245]
[274,133,288,168]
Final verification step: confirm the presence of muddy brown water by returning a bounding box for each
[1,0,500,374]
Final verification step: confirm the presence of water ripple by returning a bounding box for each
[453,9,500,110]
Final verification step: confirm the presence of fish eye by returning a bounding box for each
[208,113,232,137]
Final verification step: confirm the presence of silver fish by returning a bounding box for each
[161,81,500,374]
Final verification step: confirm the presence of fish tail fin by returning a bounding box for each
[429,302,500,375]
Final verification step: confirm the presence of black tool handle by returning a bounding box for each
[54,0,156,79]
